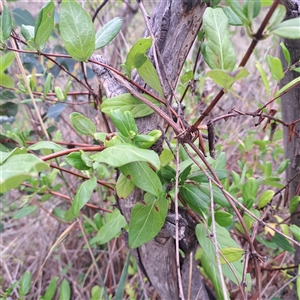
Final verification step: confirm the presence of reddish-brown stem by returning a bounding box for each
[40,146,105,161]
[48,162,115,190]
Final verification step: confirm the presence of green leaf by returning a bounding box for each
[274,76,300,98]
[159,148,174,166]
[34,0,54,51]
[266,55,284,82]
[115,252,130,300]
[42,276,59,300]
[255,62,270,95]
[0,73,14,88]
[27,141,65,151]
[280,42,290,66]
[289,225,300,242]
[243,0,261,20]
[221,6,243,26]
[116,173,135,198]
[0,147,27,164]
[133,130,162,149]
[258,190,274,209]
[199,183,230,208]
[92,144,160,170]
[242,178,258,208]
[137,57,164,97]
[110,110,138,138]
[72,176,97,216]
[260,0,273,6]
[124,37,152,78]
[0,52,15,72]
[101,93,159,118]
[276,159,289,174]
[225,0,249,25]
[119,161,162,197]
[95,17,122,49]
[290,196,300,214]
[129,194,168,249]
[267,5,286,31]
[270,18,300,39]
[179,184,210,217]
[201,252,224,300]
[70,112,96,136]
[220,247,245,264]
[0,5,12,42]
[0,154,49,194]
[90,286,102,300]
[60,0,95,61]
[202,7,236,71]
[19,271,32,296]
[272,232,295,252]
[189,170,228,183]
[196,223,250,286]
[44,73,52,95]
[157,165,176,184]
[59,279,70,300]
[207,67,249,92]
[89,210,127,245]
[55,86,64,101]
[21,24,35,41]
[13,206,37,219]
[214,211,233,227]
[65,152,91,170]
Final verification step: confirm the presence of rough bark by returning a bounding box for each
[279,0,300,297]
[92,1,210,299]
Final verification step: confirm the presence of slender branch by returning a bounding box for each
[40,146,105,161]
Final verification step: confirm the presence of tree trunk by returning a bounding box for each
[279,0,300,297]
[92,1,211,299]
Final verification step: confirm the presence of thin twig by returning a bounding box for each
[209,178,229,300]
[175,140,185,299]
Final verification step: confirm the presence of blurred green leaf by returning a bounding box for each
[95,17,122,49]
[290,196,300,214]
[13,206,37,219]
[70,112,96,136]
[89,210,127,245]
[120,161,162,197]
[101,93,159,118]
[72,176,97,216]
[0,5,12,42]
[92,144,160,170]
[266,55,284,82]
[270,18,300,39]
[19,271,32,296]
[129,194,168,248]
[272,232,295,252]
[34,0,55,51]
[179,184,210,217]
[202,7,236,71]
[116,173,135,198]
[27,141,65,151]
[110,110,138,138]
[42,276,59,300]
[0,154,49,193]
[214,211,233,227]
[267,5,286,31]
[258,190,274,209]
[59,279,70,300]
[256,62,270,95]
[221,6,243,26]
[207,67,249,92]
[220,247,245,264]
[65,152,92,170]
[60,0,95,61]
